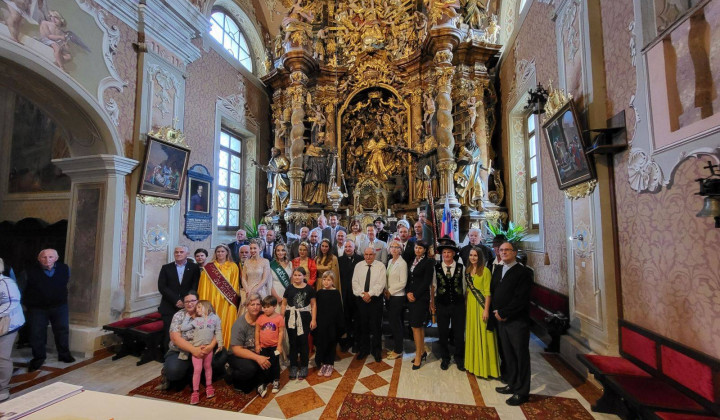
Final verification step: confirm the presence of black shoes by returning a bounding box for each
[440,359,450,370]
[495,385,513,395]
[59,355,76,363]
[456,361,465,372]
[28,358,45,372]
[372,352,382,363]
[356,352,368,360]
[506,394,529,406]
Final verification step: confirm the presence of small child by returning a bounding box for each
[254,295,285,397]
[281,267,316,380]
[314,271,344,376]
[180,300,222,405]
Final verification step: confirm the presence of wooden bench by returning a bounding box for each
[529,283,569,352]
[102,312,163,363]
[578,320,720,419]
[129,320,165,366]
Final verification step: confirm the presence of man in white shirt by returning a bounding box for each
[310,215,332,243]
[351,247,386,362]
[334,230,348,256]
[356,224,388,265]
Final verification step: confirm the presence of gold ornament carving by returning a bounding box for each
[434,49,453,65]
[290,71,309,85]
[542,83,573,124]
[563,179,597,200]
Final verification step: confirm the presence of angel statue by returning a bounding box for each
[484,14,500,44]
[461,0,487,29]
[423,91,436,133]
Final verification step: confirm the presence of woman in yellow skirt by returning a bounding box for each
[464,246,500,378]
[198,244,240,348]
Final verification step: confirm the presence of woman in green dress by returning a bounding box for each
[464,246,500,378]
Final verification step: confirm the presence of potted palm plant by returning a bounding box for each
[486,221,529,264]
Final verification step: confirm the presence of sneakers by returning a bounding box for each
[154,374,169,391]
[298,366,308,380]
[271,379,280,393]
[206,385,215,399]
[323,365,334,377]
[257,384,268,398]
[190,391,200,405]
[289,366,298,380]
[386,351,402,360]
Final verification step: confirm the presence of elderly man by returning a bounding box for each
[491,241,533,406]
[460,228,493,267]
[23,249,74,371]
[434,238,466,371]
[229,229,250,264]
[238,245,251,267]
[327,213,347,247]
[289,227,310,259]
[356,224,388,265]
[257,224,268,250]
[226,294,271,393]
[333,230,348,256]
[157,245,200,354]
[338,240,363,351]
[310,215,331,243]
[351,247,386,361]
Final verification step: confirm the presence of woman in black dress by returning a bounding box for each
[405,241,434,369]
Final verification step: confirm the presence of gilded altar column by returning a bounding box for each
[428,27,462,207]
[286,71,308,209]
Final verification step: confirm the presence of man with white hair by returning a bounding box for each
[460,228,493,267]
[157,245,200,354]
[24,249,74,371]
[310,215,332,243]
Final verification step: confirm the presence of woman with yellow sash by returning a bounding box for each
[198,244,240,347]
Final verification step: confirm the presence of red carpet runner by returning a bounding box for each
[128,376,254,412]
[337,393,501,419]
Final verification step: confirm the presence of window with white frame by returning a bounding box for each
[217,130,243,230]
[210,11,252,72]
[525,112,540,230]
[519,0,528,12]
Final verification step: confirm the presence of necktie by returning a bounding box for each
[446,266,451,276]
[364,264,372,292]
[311,245,316,259]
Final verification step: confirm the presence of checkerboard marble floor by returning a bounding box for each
[8,336,619,419]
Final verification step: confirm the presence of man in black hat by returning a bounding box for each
[374,217,389,243]
[434,236,466,371]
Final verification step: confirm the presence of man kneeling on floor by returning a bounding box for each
[225,293,273,393]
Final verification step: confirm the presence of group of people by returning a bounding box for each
[156,212,535,406]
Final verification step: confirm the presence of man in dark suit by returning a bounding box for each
[395,222,416,265]
[327,213,347,247]
[228,229,250,264]
[262,229,278,260]
[289,227,310,259]
[460,228,493,267]
[158,245,201,354]
[337,240,363,351]
[374,217,389,242]
[490,241,533,406]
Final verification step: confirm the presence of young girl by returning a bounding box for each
[281,267,316,380]
[254,295,285,396]
[314,271,344,376]
[180,300,222,405]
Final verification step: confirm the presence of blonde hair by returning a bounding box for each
[320,270,336,289]
[196,300,215,316]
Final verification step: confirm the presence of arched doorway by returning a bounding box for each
[0,55,136,355]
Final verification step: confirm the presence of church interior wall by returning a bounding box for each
[598,0,720,360]
[500,0,720,359]
[499,0,567,295]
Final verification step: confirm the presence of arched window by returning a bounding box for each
[210,11,252,72]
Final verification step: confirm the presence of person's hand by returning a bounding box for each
[191,347,203,359]
[255,346,261,354]
[277,346,283,356]
[215,347,223,354]
[176,300,183,308]
[256,354,271,370]
[362,292,371,303]
[406,292,415,302]
[482,310,490,323]
[199,345,208,355]
[310,320,317,330]
[494,311,506,322]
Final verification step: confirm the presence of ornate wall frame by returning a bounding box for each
[628,0,720,192]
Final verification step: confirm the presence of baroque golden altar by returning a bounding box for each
[260,0,505,230]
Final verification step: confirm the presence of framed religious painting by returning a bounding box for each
[138,135,190,200]
[542,100,596,190]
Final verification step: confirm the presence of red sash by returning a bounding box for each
[204,262,240,308]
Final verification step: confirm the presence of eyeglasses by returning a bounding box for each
[499,249,514,253]
[184,299,198,304]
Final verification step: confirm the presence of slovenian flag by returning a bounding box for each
[441,196,453,240]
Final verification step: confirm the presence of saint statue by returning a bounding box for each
[394,129,439,199]
[303,133,332,205]
[461,0,487,29]
[423,91,436,133]
[454,133,485,209]
[252,147,290,214]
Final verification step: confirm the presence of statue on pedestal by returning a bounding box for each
[252,147,290,215]
[303,133,332,206]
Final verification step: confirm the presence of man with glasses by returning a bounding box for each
[158,246,200,354]
[490,241,533,406]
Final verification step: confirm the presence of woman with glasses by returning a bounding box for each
[198,244,240,347]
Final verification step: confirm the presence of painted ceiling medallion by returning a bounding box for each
[144,225,169,251]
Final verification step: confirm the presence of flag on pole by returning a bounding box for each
[441,196,453,240]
